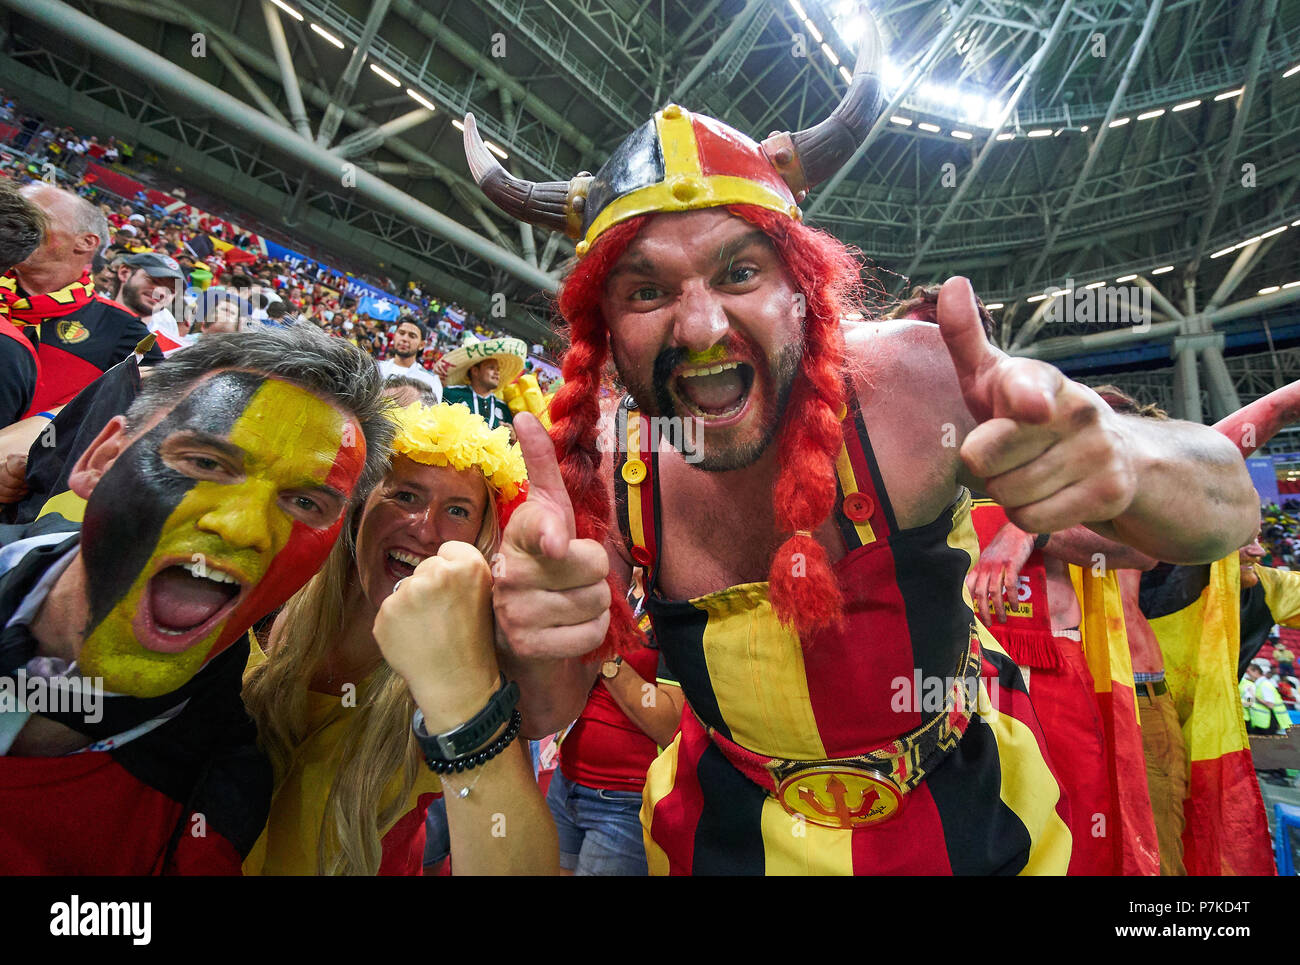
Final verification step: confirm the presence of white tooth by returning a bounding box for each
[720,361,738,371]
[707,365,723,375]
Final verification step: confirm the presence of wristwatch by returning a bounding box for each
[412,672,520,761]
[601,656,623,680]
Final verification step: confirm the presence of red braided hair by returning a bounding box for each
[552,205,865,655]
[550,217,650,660]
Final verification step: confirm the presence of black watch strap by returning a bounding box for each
[1033,532,1051,551]
[412,673,520,761]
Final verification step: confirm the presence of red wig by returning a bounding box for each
[550,205,865,658]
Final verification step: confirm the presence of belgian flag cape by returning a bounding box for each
[1147,556,1274,875]
[1069,564,1159,876]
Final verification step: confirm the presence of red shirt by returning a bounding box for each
[559,645,663,792]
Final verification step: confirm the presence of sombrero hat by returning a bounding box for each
[439,333,528,387]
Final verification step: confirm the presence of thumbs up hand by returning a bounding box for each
[938,277,1136,535]
[492,413,612,659]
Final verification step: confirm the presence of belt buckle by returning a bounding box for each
[774,762,904,830]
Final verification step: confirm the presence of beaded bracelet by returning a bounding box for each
[420,709,523,774]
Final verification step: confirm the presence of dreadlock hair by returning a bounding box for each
[552,203,867,652]
[886,283,996,339]
[1090,383,1169,420]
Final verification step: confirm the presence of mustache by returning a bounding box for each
[651,346,689,414]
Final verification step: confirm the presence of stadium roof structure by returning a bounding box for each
[3,0,1300,426]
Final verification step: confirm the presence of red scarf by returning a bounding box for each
[969,499,1062,669]
[0,269,97,327]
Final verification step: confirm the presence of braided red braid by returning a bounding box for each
[727,206,864,639]
[551,216,650,659]
[554,205,865,654]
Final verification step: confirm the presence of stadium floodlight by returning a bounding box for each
[985,303,1004,310]
[1260,286,1281,295]
[889,115,912,126]
[821,43,839,66]
[1108,117,1131,128]
[1027,294,1047,302]
[1172,99,1201,111]
[1028,129,1052,138]
[1137,109,1165,121]
[1151,266,1174,274]
[269,0,303,21]
[1285,65,1300,78]
[1214,88,1244,101]
[951,130,972,140]
[917,122,941,133]
[1085,281,1105,289]
[995,132,1015,141]
[405,88,436,111]
[369,63,400,87]
[310,23,345,49]
[1116,274,1138,283]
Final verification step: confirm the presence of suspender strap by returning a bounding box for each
[613,397,661,589]
[834,394,895,551]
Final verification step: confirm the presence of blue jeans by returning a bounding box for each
[545,769,648,875]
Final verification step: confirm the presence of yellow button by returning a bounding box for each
[671,177,701,202]
[662,103,682,119]
[621,459,647,484]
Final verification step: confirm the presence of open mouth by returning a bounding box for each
[674,361,755,422]
[384,548,429,584]
[136,561,247,654]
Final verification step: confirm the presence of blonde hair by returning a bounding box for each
[242,473,500,876]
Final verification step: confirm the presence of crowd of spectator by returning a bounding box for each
[0,94,563,393]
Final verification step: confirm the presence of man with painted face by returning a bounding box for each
[0,325,390,873]
[474,12,1259,875]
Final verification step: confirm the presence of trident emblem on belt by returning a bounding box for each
[777,765,903,830]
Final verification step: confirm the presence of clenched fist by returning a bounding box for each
[373,540,500,732]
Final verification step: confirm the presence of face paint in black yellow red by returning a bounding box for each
[78,372,365,697]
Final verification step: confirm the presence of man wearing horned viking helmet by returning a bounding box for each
[471,13,1258,874]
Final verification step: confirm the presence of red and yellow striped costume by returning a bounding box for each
[615,395,1072,874]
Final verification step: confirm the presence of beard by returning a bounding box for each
[614,333,803,473]
[394,346,417,359]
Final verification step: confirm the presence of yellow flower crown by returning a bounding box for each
[389,402,527,501]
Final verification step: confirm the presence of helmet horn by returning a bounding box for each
[762,8,886,200]
[463,113,591,238]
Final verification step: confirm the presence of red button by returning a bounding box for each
[631,545,655,566]
[844,493,873,522]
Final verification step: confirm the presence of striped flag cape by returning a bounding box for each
[1069,564,1160,875]
[1146,556,1274,875]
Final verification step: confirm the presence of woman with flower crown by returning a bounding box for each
[241,403,558,875]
